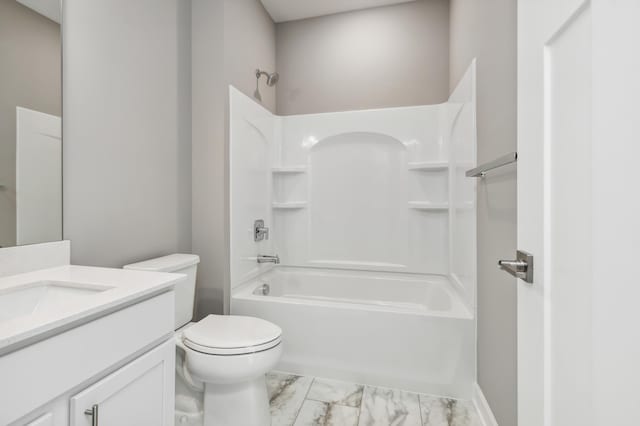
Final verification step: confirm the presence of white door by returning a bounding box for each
[15,107,62,245]
[70,340,175,426]
[518,1,640,425]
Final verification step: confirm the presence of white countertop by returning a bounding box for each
[0,265,183,355]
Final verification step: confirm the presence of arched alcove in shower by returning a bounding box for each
[308,132,408,268]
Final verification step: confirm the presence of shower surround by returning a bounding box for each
[230,63,477,398]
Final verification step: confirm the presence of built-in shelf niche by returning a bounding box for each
[407,161,449,171]
[407,163,449,206]
[272,165,307,209]
[408,201,449,210]
[271,166,307,174]
[272,202,307,209]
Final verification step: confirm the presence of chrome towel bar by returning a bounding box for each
[465,152,518,178]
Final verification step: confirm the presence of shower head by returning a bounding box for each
[256,69,279,86]
[254,69,278,102]
[266,71,279,86]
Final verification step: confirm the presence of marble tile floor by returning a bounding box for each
[267,371,481,426]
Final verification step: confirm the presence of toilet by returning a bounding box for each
[124,254,282,426]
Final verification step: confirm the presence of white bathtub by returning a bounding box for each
[231,267,475,398]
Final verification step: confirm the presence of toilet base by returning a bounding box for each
[203,375,271,426]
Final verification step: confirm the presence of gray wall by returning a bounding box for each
[0,1,60,248]
[449,1,517,425]
[192,0,226,317]
[275,0,449,115]
[192,0,276,317]
[63,0,192,267]
[225,0,277,112]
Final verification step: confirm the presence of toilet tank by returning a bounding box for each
[124,254,200,329]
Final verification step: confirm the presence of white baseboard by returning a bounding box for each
[472,382,499,426]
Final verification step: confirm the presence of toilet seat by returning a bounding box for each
[182,314,282,356]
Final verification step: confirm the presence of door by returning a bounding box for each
[15,107,62,245]
[518,1,640,425]
[70,340,175,426]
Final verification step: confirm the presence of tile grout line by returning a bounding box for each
[305,383,365,407]
[355,386,366,426]
[303,377,365,426]
[290,376,316,426]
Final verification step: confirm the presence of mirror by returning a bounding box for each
[0,0,61,248]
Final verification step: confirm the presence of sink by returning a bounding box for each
[0,281,112,322]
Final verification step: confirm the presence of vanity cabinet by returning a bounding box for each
[17,394,68,426]
[14,339,174,426]
[3,292,176,426]
[70,339,174,426]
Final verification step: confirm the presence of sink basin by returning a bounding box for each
[0,281,112,322]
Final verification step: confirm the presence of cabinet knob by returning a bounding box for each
[84,404,99,426]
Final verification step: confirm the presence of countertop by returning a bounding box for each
[0,265,184,355]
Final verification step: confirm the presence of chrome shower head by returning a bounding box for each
[254,69,278,102]
[256,69,279,86]
[265,71,279,87]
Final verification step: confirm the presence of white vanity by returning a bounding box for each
[0,242,182,425]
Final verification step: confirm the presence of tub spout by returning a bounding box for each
[257,254,280,264]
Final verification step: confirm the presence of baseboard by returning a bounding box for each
[472,382,499,426]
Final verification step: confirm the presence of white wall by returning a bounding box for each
[63,0,192,267]
[275,0,450,115]
[449,1,517,425]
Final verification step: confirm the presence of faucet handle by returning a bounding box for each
[254,219,269,242]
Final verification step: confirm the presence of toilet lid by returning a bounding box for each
[182,314,282,355]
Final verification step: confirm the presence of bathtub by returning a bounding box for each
[231,267,475,398]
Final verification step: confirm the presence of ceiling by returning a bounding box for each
[16,0,60,23]
[260,0,417,23]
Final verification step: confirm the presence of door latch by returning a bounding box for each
[498,250,534,284]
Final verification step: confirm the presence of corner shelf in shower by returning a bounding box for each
[455,201,475,211]
[408,201,449,210]
[272,201,308,209]
[271,166,307,174]
[407,162,449,171]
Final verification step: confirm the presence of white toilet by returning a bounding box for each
[124,254,282,426]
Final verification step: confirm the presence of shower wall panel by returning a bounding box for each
[274,105,449,275]
[230,60,476,301]
[229,87,275,286]
[449,61,478,309]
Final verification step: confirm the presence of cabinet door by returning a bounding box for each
[11,397,68,426]
[26,413,54,426]
[70,339,174,426]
